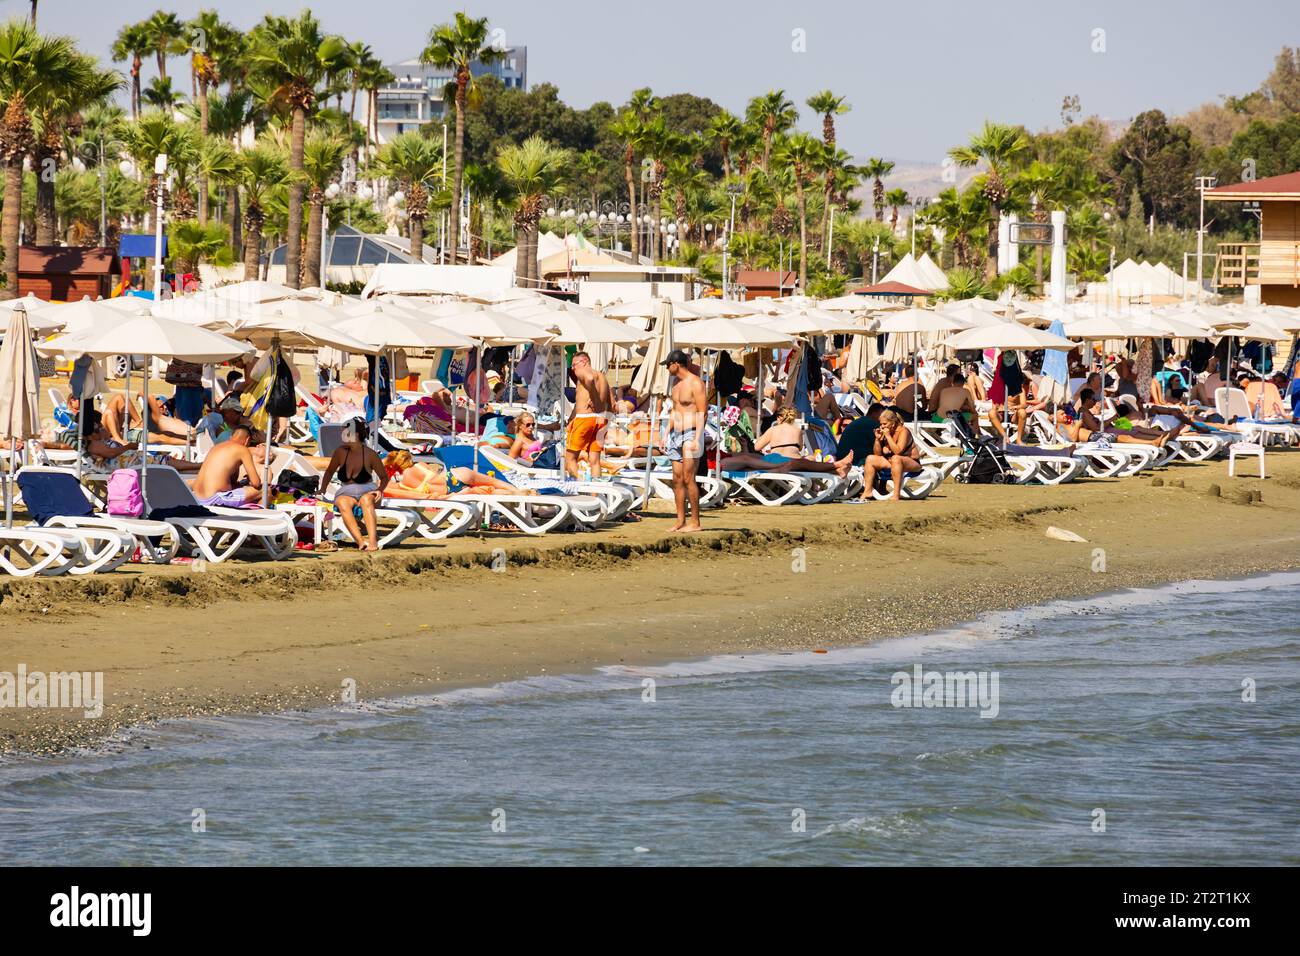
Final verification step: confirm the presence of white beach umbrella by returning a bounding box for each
[1063,315,1171,340]
[414,300,488,319]
[601,297,668,319]
[672,318,795,348]
[20,296,118,334]
[515,308,648,346]
[943,323,1076,352]
[0,293,51,314]
[94,294,156,315]
[815,294,874,313]
[37,311,251,508]
[0,305,41,527]
[875,308,969,334]
[675,298,762,319]
[211,280,315,305]
[434,309,553,345]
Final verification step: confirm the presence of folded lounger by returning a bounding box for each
[16,465,180,564]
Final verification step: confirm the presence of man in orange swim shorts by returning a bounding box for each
[565,351,612,477]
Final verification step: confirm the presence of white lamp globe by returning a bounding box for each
[392,190,406,204]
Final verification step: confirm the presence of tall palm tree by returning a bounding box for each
[168,219,233,274]
[301,129,347,287]
[707,110,743,180]
[111,22,151,121]
[1012,159,1064,284]
[236,143,289,279]
[420,12,503,260]
[0,20,90,297]
[377,130,443,258]
[745,90,797,173]
[142,10,185,83]
[608,109,645,261]
[357,59,394,164]
[817,146,857,252]
[805,90,849,147]
[120,108,183,231]
[497,135,567,288]
[246,12,346,288]
[774,133,824,291]
[194,134,236,228]
[464,161,508,262]
[343,40,373,123]
[949,121,1030,278]
[885,188,910,235]
[861,157,894,222]
[32,55,119,245]
[204,87,255,253]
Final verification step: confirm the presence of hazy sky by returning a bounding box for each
[24,0,1296,160]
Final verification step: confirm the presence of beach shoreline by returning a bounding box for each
[3,452,1300,758]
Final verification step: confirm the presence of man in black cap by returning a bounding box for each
[661,349,706,533]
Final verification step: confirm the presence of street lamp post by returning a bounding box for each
[153,153,168,298]
[1195,175,1217,303]
[871,235,880,285]
[723,182,743,298]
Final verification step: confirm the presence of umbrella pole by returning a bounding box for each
[473,343,483,474]
[76,396,84,482]
[642,397,658,513]
[263,339,278,510]
[5,438,13,529]
[141,356,149,511]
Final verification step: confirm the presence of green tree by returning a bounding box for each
[301,129,347,287]
[745,89,797,173]
[246,12,346,288]
[949,121,1030,277]
[774,133,824,290]
[0,19,93,295]
[806,90,849,146]
[168,219,233,274]
[861,157,895,222]
[142,10,186,83]
[377,130,444,258]
[111,22,151,121]
[235,143,289,279]
[497,135,567,288]
[420,13,504,259]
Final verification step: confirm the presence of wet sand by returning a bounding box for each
[3,450,1299,756]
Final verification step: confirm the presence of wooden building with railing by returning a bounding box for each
[1205,171,1300,305]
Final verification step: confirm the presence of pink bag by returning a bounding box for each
[107,469,145,517]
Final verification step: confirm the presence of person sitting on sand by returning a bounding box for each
[320,419,389,551]
[191,425,263,507]
[859,409,920,502]
[382,449,531,500]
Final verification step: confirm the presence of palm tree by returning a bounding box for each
[142,10,185,83]
[1012,159,1064,284]
[949,121,1030,278]
[805,90,849,146]
[247,13,346,289]
[817,146,857,252]
[707,110,743,180]
[464,161,508,262]
[111,22,151,121]
[356,58,394,164]
[885,188,910,235]
[120,109,184,231]
[745,90,797,173]
[0,20,90,297]
[861,157,895,221]
[420,13,503,261]
[497,135,567,288]
[774,133,824,291]
[343,41,373,123]
[194,134,236,228]
[31,54,118,245]
[608,109,645,261]
[236,143,289,279]
[141,75,181,110]
[301,129,347,287]
[377,130,443,258]
[168,219,233,274]
[204,87,255,252]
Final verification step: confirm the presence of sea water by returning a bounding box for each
[1,573,1297,866]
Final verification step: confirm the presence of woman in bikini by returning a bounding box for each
[754,406,805,459]
[381,449,529,501]
[506,414,545,464]
[320,419,389,551]
[860,409,919,502]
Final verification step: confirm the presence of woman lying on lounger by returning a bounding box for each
[381,449,530,500]
[78,412,200,473]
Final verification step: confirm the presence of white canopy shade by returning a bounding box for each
[37,311,253,363]
[875,308,969,334]
[210,280,316,304]
[513,306,649,346]
[434,309,554,345]
[943,323,1077,351]
[328,305,477,350]
[672,318,795,348]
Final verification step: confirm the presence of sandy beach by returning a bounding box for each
[3,448,1299,756]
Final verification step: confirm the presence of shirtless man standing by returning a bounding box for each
[565,351,612,478]
[663,349,706,533]
[191,425,263,506]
